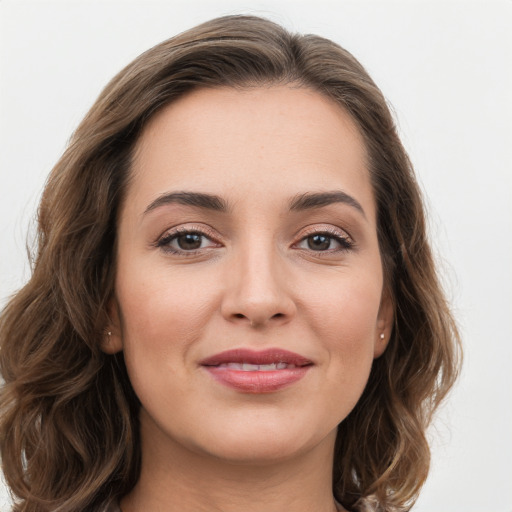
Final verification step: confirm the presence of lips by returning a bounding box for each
[200,348,313,393]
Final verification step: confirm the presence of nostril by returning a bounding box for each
[230,312,286,325]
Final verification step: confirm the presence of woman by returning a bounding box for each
[0,15,461,512]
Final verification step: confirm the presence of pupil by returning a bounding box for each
[178,233,202,250]
[308,235,330,251]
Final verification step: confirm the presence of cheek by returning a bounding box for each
[114,266,219,427]
[299,270,382,401]
[115,263,219,374]
[301,267,382,342]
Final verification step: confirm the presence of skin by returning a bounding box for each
[105,85,393,512]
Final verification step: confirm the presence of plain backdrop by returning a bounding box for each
[1,1,511,510]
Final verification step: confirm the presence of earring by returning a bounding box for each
[107,331,112,336]
[380,333,385,340]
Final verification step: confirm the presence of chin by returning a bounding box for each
[187,417,335,466]
[199,439,311,466]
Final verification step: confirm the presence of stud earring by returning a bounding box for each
[107,331,112,336]
[380,333,385,340]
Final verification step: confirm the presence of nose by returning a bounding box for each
[220,243,296,328]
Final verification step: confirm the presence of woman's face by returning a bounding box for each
[108,86,392,464]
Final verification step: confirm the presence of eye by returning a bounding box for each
[156,228,220,254]
[295,230,354,253]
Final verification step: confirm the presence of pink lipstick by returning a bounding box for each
[200,348,313,393]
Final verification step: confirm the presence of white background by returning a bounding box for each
[1,1,511,510]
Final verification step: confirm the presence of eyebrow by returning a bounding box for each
[289,191,366,218]
[143,189,366,218]
[144,191,229,215]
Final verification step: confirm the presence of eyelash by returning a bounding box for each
[155,226,354,256]
[295,226,355,255]
[155,226,220,256]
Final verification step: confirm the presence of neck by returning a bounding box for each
[120,411,341,512]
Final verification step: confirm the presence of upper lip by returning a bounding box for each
[200,348,313,367]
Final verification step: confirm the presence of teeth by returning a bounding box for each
[217,362,294,371]
[242,363,260,371]
[225,362,244,370]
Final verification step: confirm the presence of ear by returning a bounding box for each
[100,297,124,354]
[374,289,394,359]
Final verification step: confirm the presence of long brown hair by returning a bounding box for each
[0,15,461,512]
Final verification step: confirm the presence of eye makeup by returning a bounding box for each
[153,222,355,259]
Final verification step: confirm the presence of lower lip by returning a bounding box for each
[202,366,311,393]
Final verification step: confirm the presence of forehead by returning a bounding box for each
[127,85,374,220]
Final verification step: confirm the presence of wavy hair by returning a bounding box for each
[0,15,461,512]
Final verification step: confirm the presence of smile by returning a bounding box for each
[215,362,297,371]
[200,349,313,393]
